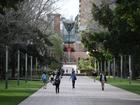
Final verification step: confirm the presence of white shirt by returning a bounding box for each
[101,74,105,81]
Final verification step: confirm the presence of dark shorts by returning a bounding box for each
[43,79,47,83]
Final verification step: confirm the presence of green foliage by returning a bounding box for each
[91,0,140,78]
[49,34,63,62]
[0,0,23,14]
[48,61,60,71]
[0,0,62,78]
[81,30,112,61]
[47,33,63,71]
[92,2,114,30]
[92,0,140,55]
[78,58,93,70]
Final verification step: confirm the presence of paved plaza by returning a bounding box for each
[19,76,140,105]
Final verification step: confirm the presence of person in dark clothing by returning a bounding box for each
[70,69,77,88]
[61,69,65,76]
[54,71,61,93]
[92,71,97,82]
[99,72,107,91]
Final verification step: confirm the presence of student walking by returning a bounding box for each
[92,71,97,82]
[54,71,61,93]
[50,74,54,83]
[99,72,107,91]
[41,72,48,89]
[70,69,77,88]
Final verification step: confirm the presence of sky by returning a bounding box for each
[55,0,79,20]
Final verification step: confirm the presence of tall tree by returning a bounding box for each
[0,0,23,14]
[0,0,60,78]
[91,0,140,78]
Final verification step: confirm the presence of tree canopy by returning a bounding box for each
[0,0,63,78]
[0,0,24,14]
[81,0,140,78]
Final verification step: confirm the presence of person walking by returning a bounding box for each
[99,72,107,91]
[41,72,48,89]
[70,69,77,88]
[92,71,97,82]
[50,74,54,83]
[54,71,61,94]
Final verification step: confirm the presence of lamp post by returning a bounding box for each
[108,60,110,78]
[104,60,106,74]
[63,21,75,63]
[5,46,8,89]
[113,57,116,79]
[94,59,97,72]
[97,61,100,75]
[120,55,123,79]
[17,50,20,86]
[36,57,38,72]
[129,55,132,84]
[30,56,33,81]
[25,53,28,83]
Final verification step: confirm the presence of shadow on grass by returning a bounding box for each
[0,89,38,105]
[0,80,42,105]
[0,96,28,105]
[0,88,37,94]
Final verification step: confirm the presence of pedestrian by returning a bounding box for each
[61,69,65,76]
[41,72,48,89]
[50,74,54,83]
[99,72,107,91]
[54,71,61,93]
[70,69,77,88]
[92,71,97,82]
[66,69,68,73]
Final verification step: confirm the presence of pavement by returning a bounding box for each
[19,76,140,105]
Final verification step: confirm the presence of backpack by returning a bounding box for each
[54,76,60,84]
[74,75,77,80]
[71,74,77,81]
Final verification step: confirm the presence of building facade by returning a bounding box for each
[79,0,115,31]
[79,0,93,30]
[62,17,88,65]
[47,14,61,33]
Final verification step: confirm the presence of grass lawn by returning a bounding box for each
[107,77,140,95]
[0,80,42,105]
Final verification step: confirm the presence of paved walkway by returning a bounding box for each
[19,76,140,105]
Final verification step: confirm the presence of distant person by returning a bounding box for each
[50,74,54,83]
[41,72,48,89]
[70,69,77,88]
[99,72,107,91]
[66,69,68,73]
[61,69,65,76]
[92,71,97,82]
[76,70,78,74]
[54,71,61,93]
